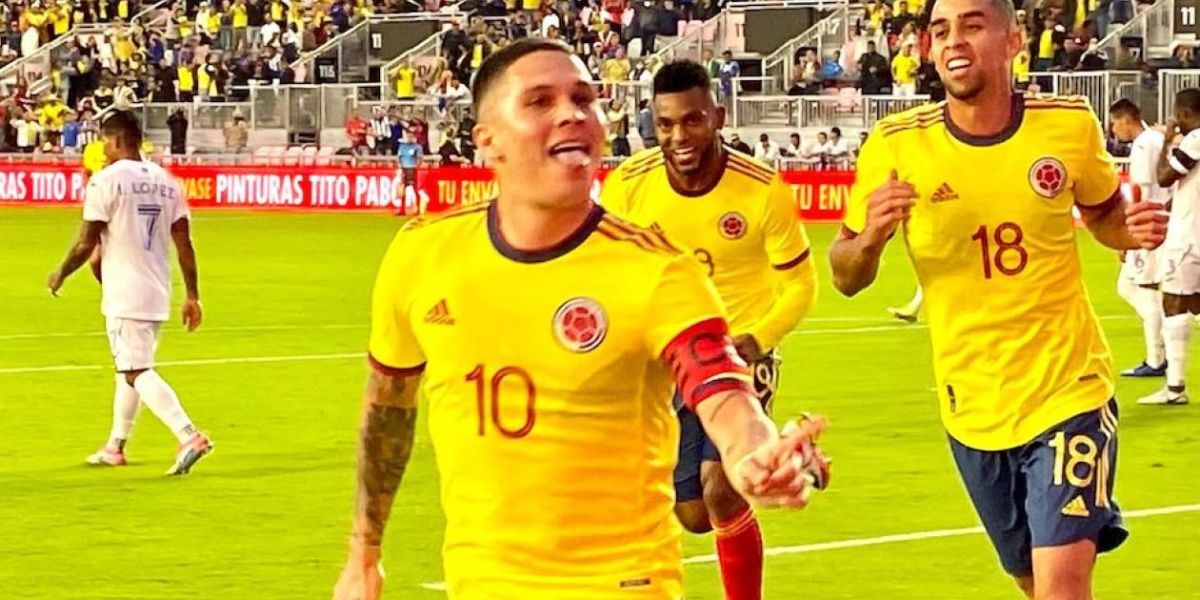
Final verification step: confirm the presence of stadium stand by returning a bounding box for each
[0,0,1192,167]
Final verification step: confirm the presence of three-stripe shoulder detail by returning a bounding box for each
[401,201,490,232]
[726,152,775,185]
[596,214,682,255]
[620,150,666,180]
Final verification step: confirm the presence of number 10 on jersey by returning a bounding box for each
[467,364,537,438]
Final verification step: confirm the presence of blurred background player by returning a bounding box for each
[1109,99,1169,379]
[1146,88,1200,406]
[829,0,1166,596]
[332,39,830,600]
[47,110,213,476]
[601,60,819,600]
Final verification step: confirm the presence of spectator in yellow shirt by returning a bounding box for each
[1014,48,1031,90]
[891,43,920,96]
[392,60,416,99]
[270,0,286,24]
[601,47,632,95]
[50,2,71,39]
[232,0,249,50]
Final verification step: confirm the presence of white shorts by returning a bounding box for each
[1120,249,1159,285]
[1158,245,1200,296]
[106,317,163,372]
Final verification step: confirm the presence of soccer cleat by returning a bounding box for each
[1137,388,1190,406]
[886,307,919,323]
[165,433,214,476]
[86,446,127,467]
[1121,361,1167,378]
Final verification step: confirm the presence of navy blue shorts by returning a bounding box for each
[949,399,1128,576]
[674,350,781,503]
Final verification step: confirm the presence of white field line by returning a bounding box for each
[0,315,1139,343]
[0,352,366,374]
[0,315,1144,374]
[417,503,1200,591]
[0,323,364,341]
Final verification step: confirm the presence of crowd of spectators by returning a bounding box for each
[775,0,1158,101]
[0,0,1173,157]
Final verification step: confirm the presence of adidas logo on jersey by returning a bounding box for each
[424,300,455,325]
[1061,495,1090,518]
[930,183,959,203]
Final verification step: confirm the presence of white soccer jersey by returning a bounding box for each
[1122,126,1169,284]
[1166,129,1200,249]
[83,159,190,322]
[1130,127,1170,203]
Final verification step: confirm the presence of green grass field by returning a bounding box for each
[1,206,1197,600]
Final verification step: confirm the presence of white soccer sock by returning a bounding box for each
[108,374,141,449]
[1118,280,1167,366]
[1163,313,1192,390]
[904,286,924,314]
[133,370,197,443]
[1136,288,1166,367]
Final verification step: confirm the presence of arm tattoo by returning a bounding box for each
[354,373,419,546]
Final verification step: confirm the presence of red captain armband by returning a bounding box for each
[661,318,753,410]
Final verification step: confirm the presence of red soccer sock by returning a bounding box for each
[712,507,764,600]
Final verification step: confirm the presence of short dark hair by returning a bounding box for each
[1108,98,1141,120]
[831,126,842,136]
[101,109,143,148]
[652,59,711,96]
[471,37,574,116]
[1177,88,1200,115]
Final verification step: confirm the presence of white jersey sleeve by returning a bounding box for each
[1168,129,1200,175]
[1129,129,1169,203]
[82,176,114,222]
[95,160,188,322]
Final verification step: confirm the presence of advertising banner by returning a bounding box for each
[0,163,857,222]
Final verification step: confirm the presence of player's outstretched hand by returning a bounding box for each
[863,170,916,245]
[334,544,385,600]
[1125,201,1168,250]
[732,414,831,508]
[182,298,203,332]
[47,269,65,297]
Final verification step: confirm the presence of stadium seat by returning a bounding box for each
[316,146,335,166]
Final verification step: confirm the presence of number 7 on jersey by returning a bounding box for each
[136,204,163,251]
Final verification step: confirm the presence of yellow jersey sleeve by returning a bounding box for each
[1074,112,1120,207]
[645,255,726,357]
[763,175,811,265]
[844,133,895,234]
[368,230,426,371]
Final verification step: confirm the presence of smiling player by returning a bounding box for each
[601,60,818,600]
[332,39,830,600]
[829,0,1167,596]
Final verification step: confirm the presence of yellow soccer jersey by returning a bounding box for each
[369,201,730,600]
[845,94,1119,451]
[601,148,812,349]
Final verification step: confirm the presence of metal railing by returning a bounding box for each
[1159,69,1200,123]
[1027,70,1143,128]
[653,8,734,64]
[293,12,471,84]
[732,91,931,129]
[762,4,850,95]
[114,83,386,133]
[0,1,170,91]
[379,31,445,100]
[0,25,103,93]
[1091,0,1173,62]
